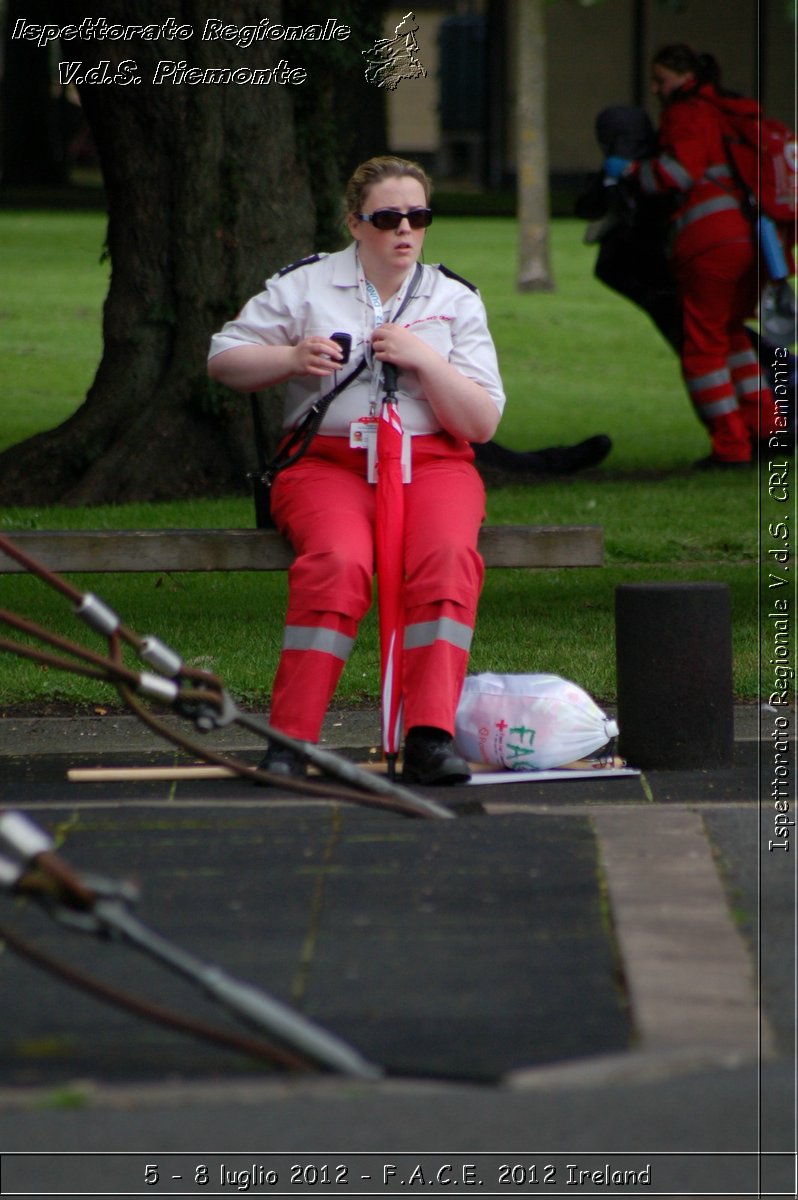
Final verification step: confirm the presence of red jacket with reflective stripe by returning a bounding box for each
[634,82,752,262]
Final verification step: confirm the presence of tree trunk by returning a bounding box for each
[516,0,554,293]
[0,0,386,506]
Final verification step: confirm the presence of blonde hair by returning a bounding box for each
[344,155,432,217]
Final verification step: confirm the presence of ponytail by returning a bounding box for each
[695,52,721,87]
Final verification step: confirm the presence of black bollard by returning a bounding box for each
[615,582,734,768]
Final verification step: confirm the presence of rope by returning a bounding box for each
[1,813,381,1078]
[0,922,313,1073]
[0,531,453,821]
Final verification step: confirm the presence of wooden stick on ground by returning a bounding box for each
[67,755,625,784]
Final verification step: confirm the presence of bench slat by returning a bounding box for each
[0,526,603,573]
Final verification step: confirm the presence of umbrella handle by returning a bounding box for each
[382,363,398,396]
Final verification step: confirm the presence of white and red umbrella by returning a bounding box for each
[375,366,405,778]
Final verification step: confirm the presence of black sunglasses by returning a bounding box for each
[357,207,433,231]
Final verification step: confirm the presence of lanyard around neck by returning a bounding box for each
[361,259,419,328]
[364,279,388,327]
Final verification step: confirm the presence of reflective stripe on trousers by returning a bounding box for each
[726,337,778,441]
[282,624,355,659]
[686,369,739,419]
[404,615,474,653]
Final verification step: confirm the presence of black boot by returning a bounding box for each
[402,726,471,786]
[257,741,307,778]
[692,454,752,472]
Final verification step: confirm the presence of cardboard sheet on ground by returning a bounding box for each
[466,766,640,784]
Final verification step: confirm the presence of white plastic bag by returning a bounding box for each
[454,673,619,771]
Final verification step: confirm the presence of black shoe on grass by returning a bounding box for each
[473,434,612,476]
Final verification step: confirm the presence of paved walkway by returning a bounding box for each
[0,705,794,1198]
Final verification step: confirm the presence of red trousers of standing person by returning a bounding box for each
[673,239,778,463]
[268,433,486,743]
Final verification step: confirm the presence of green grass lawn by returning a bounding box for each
[0,211,762,709]
[0,211,107,450]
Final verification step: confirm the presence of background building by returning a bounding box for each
[384,0,796,198]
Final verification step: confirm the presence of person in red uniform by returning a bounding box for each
[208,156,505,784]
[604,44,779,469]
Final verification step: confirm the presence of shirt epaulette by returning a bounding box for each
[278,253,324,276]
[436,262,478,293]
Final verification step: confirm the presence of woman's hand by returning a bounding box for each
[371,323,501,443]
[371,322,436,374]
[208,336,346,392]
[291,336,348,377]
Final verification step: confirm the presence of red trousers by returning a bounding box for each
[674,240,777,462]
[268,434,486,742]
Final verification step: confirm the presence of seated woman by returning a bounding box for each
[208,155,506,785]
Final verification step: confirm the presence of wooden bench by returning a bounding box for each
[0,526,603,574]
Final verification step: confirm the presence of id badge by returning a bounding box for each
[349,417,378,449]
[350,419,412,484]
[350,417,378,482]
